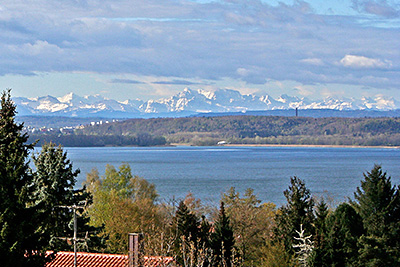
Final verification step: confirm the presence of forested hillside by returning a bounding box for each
[64,115,400,147]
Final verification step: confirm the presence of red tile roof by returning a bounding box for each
[46,251,128,267]
[143,256,176,267]
[46,251,176,267]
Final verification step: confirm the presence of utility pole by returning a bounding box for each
[57,203,87,267]
[73,205,77,267]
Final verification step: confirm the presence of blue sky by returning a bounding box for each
[1,0,400,101]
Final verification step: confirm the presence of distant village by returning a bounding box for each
[24,119,120,134]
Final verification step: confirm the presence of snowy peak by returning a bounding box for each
[361,95,398,110]
[13,89,400,118]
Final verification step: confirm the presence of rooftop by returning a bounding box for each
[46,251,176,267]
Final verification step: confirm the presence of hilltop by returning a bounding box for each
[28,115,400,147]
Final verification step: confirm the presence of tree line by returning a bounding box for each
[1,89,400,266]
[29,132,167,147]
[72,115,400,146]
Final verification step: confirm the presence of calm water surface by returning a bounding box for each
[57,146,400,206]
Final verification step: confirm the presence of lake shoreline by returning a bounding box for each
[224,144,399,149]
[170,143,399,149]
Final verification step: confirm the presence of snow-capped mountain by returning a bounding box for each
[13,88,400,118]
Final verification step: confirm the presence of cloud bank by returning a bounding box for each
[1,0,400,97]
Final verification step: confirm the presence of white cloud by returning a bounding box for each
[339,55,392,69]
[300,58,324,66]
[236,68,250,77]
[14,40,63,56]
[294,85,315,96]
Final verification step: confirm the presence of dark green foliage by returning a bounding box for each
[274,176,315,256]
[72,115,400,146]
[31,142,93,252]
[211,202,235,267]
[353,165,400,236]
[353,165,400,266]
[325,203,363,266]
[0,90,45,266]
[172,201,201,265]
[312,200,330,266]
[29,133,167,147]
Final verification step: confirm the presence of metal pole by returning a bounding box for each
[56,203,86,267]
[74,206,77,267]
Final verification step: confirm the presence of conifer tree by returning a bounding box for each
[211,202,235,267]
[0,90,44,266]
[172,200,200,265]
[353,165,400,266]
[312,200,329,266]
[274,176,315,257]
[31,142,85,251]
[325,203,363,266]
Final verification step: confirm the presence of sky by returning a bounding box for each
[1,0,400,101]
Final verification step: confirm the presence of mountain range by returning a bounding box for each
[14,88,400,118]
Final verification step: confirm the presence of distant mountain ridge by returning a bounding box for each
[14,88,400,118]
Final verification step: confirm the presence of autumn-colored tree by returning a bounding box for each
[222,187,276,266]
[85,164,161,253]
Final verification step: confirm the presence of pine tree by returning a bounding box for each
[353,165,400,266]
[274,176,315,257]
[211,202,235,267]
[0,90,44,266]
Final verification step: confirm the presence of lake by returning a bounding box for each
[55,146,400,206]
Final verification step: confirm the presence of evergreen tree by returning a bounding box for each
[0,90,44,266]
[325,203,363,266]
[353,165,400,266]
[211,202,235,267]
[274,176,315,257]
[31,142,86,251]
[172,200,200,265]
[312,199,329,266]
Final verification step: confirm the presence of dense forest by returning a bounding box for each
[2,90,400,266]
[29,132,167,147]
[35,115,400,147]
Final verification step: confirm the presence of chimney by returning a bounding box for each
[128,233,144,267]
